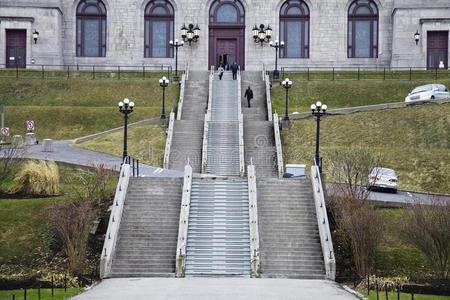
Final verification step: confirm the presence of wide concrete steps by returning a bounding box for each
[109,177,183,278]
[169,120,204,173]
[185,179,251,277]
[257,178,325,279]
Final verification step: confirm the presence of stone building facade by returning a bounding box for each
[0,0,449,70]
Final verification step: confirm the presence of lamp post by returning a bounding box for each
[33,30,39,44]
[311,101,327,173]
[159,76,169,121]
[281,78,292,120]
[269,40,284,80]
[169,39,184,81]
[118,98,135,160]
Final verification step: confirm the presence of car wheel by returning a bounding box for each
[431,95,435,100]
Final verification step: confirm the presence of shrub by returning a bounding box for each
[39,272,79,288]
[9,160,59,195]
[356,275,409,292]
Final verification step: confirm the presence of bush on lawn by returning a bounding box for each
[9,160,59,195]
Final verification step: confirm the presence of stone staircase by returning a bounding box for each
[206,71,240,176]
[169,71,209,172]
[241,71,278,178]
[109,177,183,277]
[257,178,325,279]
[185,178,251,277]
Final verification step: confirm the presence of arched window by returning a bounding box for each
[145,0,174,58]
[348,0,378,58]
[280,0,309,58]
[76,0,106,57]
[209,0,245,25]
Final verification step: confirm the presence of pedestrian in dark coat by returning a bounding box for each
[244,86,253,107]
[231,62,239,80]
[218,64,224,80]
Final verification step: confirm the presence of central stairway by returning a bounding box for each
[185,178,251,276]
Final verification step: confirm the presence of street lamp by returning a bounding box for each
[269,40,284,80]
[311,101,327,173]
[252,24,272,45]
[159,76,169,120]
[118,98,135,160]
[169,39,184,81]
[281,78,292,120]
[181,23,200,45]
[33,30,39,44]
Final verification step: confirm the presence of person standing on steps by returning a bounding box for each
[218,64,224,80]
[231,62,239,80]
[244,86,253,108]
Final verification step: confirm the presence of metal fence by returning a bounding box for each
[274,66,450,81]
[0,64,174,80]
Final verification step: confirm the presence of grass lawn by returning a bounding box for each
[270,78,450,114]
[73,125,166,167]
[0,288,84,300]
[0,166,117,274]
[361,290,450,300]
[0,78,179,140]
[281,103,450,193]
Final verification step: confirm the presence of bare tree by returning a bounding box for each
[328,147,382,200]
[403,196,450,279]
[0,143,27,184]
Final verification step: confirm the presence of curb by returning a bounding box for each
[73,117,160,144]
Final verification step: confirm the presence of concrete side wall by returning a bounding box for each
[391,6,450,68]
[0,0,449,70]
[0,5,63,66]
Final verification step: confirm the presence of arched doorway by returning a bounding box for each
[208,0,245,70]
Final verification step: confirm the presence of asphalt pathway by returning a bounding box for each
[72,278,358,300]
[15,140,184,177]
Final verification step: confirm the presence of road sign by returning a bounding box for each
[26,120,35,131]
[1,127,9,137]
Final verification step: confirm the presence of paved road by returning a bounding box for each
[72,278,357,300]
[3,140,184,177]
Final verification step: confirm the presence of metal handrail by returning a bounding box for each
[177,73,187,120]
[265,74,273,122]
[163,111,175,169]
[247,162,260,277]
[100,159,131,278]
[311,158,336,280]
[273,112,284,178]
[175,163,193,277]
[201,71,214,173]
[237,70,245,177]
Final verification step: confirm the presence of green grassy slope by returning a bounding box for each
[282,103,450,193]
[0,79,178,140]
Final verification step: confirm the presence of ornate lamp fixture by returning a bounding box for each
[414,31,420,45]
[181,24,200,45]
[252,24,272,45]
[33,30,39,44]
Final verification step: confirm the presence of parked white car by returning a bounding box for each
[405,84,449,102]
[367,167,398,193]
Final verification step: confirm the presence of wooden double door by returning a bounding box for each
[6,29,26,68]
[209,27,245,70]
[427,31,448,69]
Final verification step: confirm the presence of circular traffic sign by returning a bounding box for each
[1,127,9,137]
[26,120,35,131]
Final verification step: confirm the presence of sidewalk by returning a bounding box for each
[72,278,358,300]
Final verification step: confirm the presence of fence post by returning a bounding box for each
[15,64,19,78]
[411,293,414,300]
[332,67,335,81]
[67,65,70,79]
[386,284,389,300]
[358,67,360,80]
[383,68,386,80]
[435,68,438,80]
[24,288,26,300]
[143,66,145,80]
[118,66,121,80]
[51,274,54,297]
[137,159,139,176]
[12,294,15,300]
[92,65,95,79]
[376,280,379,300]
[397,284,400,300]
[64,273,67,292]
[38,285,41,300]
[367,275,370,295]
[409,67,412,81]
[307,67,310,81]
[42,65,45,79]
